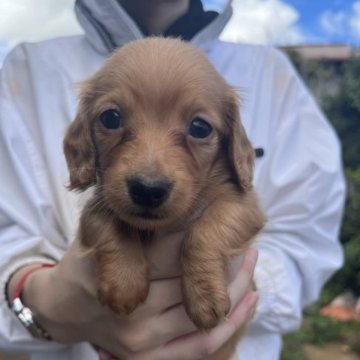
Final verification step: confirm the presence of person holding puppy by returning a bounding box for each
[0,1,345,360]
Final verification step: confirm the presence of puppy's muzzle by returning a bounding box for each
[127,177,172,208]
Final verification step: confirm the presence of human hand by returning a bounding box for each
[19,231,180,338]
[98,248,258,360]
[21,233,257,359]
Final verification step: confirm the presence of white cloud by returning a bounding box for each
[0,0,82,48]
[0,0,305,50]
[350,1,360,38]
[319,1,360,41]
[0,0,310,64]
[320,10,346,36]
[221,0,305,44]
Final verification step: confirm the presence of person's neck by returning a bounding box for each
[119,0,190,35]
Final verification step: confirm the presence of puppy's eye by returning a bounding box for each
[99,109,123,130]
[189,117,213,139]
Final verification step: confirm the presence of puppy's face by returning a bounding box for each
[64,38,254,229]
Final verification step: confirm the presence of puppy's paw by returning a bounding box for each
[182,277,230,330]
[97,263,149,315]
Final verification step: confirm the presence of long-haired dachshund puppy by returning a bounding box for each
[64,37,265,359]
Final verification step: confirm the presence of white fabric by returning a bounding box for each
[0,1,345,359]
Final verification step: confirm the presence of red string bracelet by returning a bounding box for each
[12,263,56,302]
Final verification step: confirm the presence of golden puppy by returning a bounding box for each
[64,37,265,359]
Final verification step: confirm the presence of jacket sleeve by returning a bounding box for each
[0,45,68,352]
[250,48,346,334]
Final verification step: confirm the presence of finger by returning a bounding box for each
[123,304,196,353]
[146,303,197,348]
[129,291,258,360]
[96,280,187,356]
[228,248,258,310]
[230,248,258,281]
[193,291,258,357]
[131,277,183,319]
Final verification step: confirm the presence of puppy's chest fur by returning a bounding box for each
[64,37,266,359]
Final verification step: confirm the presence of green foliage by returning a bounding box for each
[284,46,360,360]
[326,234,360,296]
[322,62,360,170]
[342,169,360,242]
[281,333,307,360]
[282,315,360,359]
[344,60,360,113]
[300,315,343,345]
[322,171,360,296]
[285,50,360,296]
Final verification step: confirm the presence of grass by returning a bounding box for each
[281,309,360,360]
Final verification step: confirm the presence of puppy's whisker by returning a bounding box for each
[63,39,265,358]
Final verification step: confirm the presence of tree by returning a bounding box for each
[286,51,360,296]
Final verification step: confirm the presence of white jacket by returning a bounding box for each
[0,1,345,359]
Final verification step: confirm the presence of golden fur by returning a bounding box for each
[64,37,265,359]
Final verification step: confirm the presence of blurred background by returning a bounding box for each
[0,1,359,359]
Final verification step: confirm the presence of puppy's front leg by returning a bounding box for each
[182,221,230,331]
[79,198,149,315]
[96,226,149,315]
[182,190,263,330]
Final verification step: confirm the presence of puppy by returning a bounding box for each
[64,37,265,359]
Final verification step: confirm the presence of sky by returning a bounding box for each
[1,0,360,64]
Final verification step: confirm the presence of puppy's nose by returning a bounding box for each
[127,178,172,208]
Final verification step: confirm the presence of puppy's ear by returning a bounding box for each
[225,89,255,192]
[63,96,96,192]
